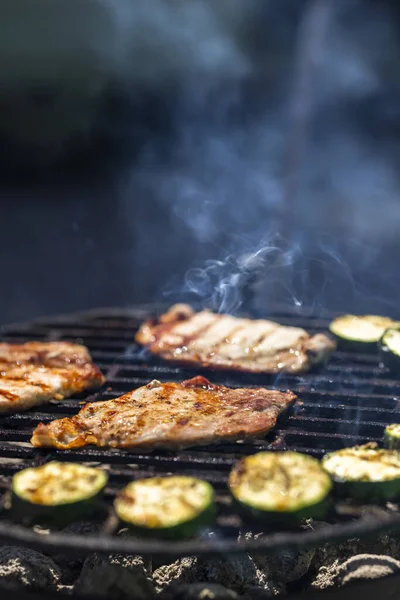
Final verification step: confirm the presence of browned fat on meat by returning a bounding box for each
[136,304,336,374]
[31,376,296,450]
[0,342,105,413]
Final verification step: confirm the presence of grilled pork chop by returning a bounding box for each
[0,341,95,367]
[136,304,336,374]
[31,376,296,450]
[0,342,104,413]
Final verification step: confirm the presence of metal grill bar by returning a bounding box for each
[0,304,399,558]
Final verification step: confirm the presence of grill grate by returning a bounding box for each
[0,304,400,558]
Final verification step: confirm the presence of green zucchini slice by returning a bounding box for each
[228,451,332,526]
[329,315,397,352]
[380,327,400,372]
[114,476,215,539]
[11,461,108,526]
[322,443,400,502]
[384,424,400,450]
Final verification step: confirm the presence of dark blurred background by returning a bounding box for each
[1,0,400,325]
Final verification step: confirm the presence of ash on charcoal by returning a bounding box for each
[335,554,400,587]
[307,523,400,589]
[76,528,154,600]
[311,529,400,572]
[311,560,340,591]
[49,521,101,584]
[241,587,285,599]
[152,557,200,594]
[158,582,239,599]
[58,584,74,594]
[311,553,400,590]
[116,527,153,574]
[81,551,151,577]
[251,547,315,584]
[0,546,61,591]
[75,563,155,599]
[152,551,285,599]
[198,552,285,596]
[198,553,258,592]
[239,531,311,587]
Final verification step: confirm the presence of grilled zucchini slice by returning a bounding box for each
[329,315,397,352]
[114,476,215,539]
[380,327,400,372]
[228,451,332,526]
[384,424,400,450]
[11,461,107,526]
[322,444,400,502]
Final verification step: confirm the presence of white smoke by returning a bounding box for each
[115,0,400,315]
[0,0,257,154]
[105,0,252,84]
[1,0,400,321]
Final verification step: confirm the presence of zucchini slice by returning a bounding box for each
[228,451,332,526]
[114,476,215,539]
[329,315,397,352]
[322,443,400,503]
[380,327,400,372]
[11,461,107,526]
[384,424,400,450]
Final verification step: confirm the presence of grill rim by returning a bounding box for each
[1,303,400,558]
[0,508,399,559]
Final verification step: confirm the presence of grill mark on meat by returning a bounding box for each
[213,321,279,360]
[0,343,105,414]
[188,317,246,354]
[30,377,296,450]
[0,375,53,393]
[0,389,19,402]
[0,342,92,367]
[136,304,336,374]
[151,313,218,356]
[254,327,307,356]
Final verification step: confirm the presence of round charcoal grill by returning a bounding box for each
[0,304,400,560]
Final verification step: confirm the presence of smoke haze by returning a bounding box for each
[1,0,400,323]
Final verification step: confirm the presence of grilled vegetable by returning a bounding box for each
[114,476,215,539]
[322,443,400,502]
[228,451,332,526]
[384,424,400,450]
[329,315,397,352]
[380,327,400,372]
[11,461,107,526]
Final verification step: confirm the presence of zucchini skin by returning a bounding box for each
[231,494,331,528]
[114,477,216,540]
[380,327,400,373]
[322,446,400,503]
[380,348,400,372]
[384,425,400,450]
[11,462,108,527]
[11,490,106,528]
[326,477,400,504]
[118,503,216,540]
[332,337,377,354]
[228,452,332,527]
[329,315,397,353]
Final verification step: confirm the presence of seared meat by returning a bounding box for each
[0,341,94,367]
[0,342,104,413]
[136,304,336,374]
[31,376,296,450]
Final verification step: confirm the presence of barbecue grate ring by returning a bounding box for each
[0,304,400,558]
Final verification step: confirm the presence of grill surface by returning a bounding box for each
[0,304,400,558]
